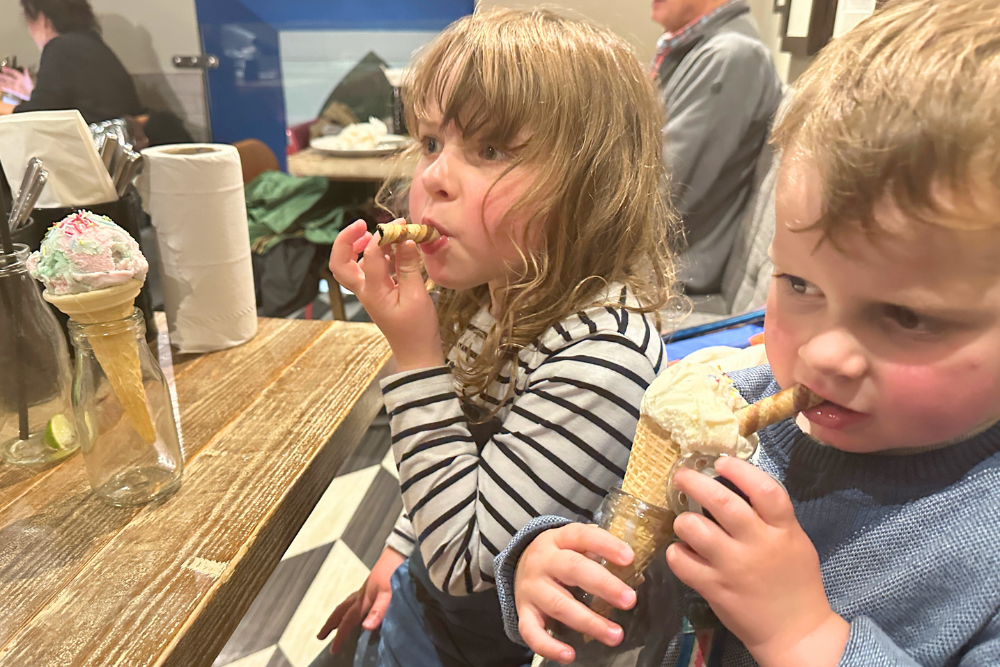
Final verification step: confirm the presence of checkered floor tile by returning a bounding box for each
[214,412,396,667]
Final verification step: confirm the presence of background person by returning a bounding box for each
[651,0,782,294]
[0,0,142,123]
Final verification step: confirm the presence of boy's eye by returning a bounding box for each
[777,273,821,296]
[882,304,931,332]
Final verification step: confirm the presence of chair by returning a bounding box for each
[662,143,779,333]
[233,138,280,185]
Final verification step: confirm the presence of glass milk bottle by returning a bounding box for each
[68,309,183,505]
[0,244,79,465]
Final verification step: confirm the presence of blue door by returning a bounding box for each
[193,0,475,171]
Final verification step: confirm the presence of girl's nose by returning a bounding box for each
[797,327,868,382]
[420,151,456,200]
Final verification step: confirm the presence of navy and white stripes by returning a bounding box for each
[382,287,664,595]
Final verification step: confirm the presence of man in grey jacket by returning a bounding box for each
[652,0,782,294]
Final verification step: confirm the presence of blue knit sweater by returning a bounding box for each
[494,365,1000,666]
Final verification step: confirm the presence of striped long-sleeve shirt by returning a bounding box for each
[381,286,665,595]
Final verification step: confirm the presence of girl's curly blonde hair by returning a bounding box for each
[381,8,679,408]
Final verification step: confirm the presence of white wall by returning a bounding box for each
[476,0,663,64]
[0,0,209,140]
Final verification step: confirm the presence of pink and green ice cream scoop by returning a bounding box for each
[26,211,148,295]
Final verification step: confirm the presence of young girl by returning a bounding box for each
[319,8,678,667]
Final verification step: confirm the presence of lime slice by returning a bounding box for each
[44,414,77,450]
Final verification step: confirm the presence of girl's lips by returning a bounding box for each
[420,234,448,255]
[802,401,869,430]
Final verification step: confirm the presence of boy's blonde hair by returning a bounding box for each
[772,0,1000,236]
[384,8,678,406]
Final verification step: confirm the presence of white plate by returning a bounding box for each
[309,134,410,157]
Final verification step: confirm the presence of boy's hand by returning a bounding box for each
[317,547,406,653]
[667,456,849,667]
[329,219,444,372]
[513,524,638,665]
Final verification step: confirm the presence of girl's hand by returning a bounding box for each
[0,67,33,101]
[513,524,638,665]
[329,219,444,372]
[317,547,406,653]
[667,456,849,667]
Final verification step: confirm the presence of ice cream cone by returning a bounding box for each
[44,279,156,444]
[589,485,676,621]
[376,223,440,245]
[621,415,682,509]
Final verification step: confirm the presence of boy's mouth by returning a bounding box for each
[801,396,869,430]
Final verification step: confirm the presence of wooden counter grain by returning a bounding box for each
[0,317,393,667]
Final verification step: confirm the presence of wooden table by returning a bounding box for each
[0,317,393,667]
[287,147,417,182]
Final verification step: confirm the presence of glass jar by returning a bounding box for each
[68,308,183,505]
[0,244,79,465]
[540,487,678,666]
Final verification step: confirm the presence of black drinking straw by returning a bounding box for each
[0,183,29,441]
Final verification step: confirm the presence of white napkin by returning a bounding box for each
[0,109,117,208]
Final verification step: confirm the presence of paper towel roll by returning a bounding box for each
[139,144,257,353]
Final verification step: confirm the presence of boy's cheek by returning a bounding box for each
[763,304,798,389]
[878,361,1000,442]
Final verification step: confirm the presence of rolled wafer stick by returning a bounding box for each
[736,385,823,436]
[376,223,440,246]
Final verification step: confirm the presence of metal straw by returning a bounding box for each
[0,176,29,441]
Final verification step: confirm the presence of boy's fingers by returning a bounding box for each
[549,550,636,611]
[518,607,576,665]
[665,541,714,593]
[539,582,625,648]
[672,511,731,564]
[714,455,794,527]
[673,468,756,540]
[553,523,634,567]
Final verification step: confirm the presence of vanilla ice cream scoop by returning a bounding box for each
[641,362,758,459]
[27,210,148,295]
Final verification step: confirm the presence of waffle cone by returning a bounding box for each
[45,280,156,444]
[589,489,676,620]
[621,415,681,509]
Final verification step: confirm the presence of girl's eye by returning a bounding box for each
[421,136,440,154]
[482,145,504,161]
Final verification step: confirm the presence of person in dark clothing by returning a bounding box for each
[0,0,142,124]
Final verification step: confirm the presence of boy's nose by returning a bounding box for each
[797,328,868,382]
[420,153,456,200]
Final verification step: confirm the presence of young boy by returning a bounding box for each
[491,1,1000,665]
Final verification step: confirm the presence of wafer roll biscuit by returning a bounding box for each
[736,385,823,437]
[376,223,440,246]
